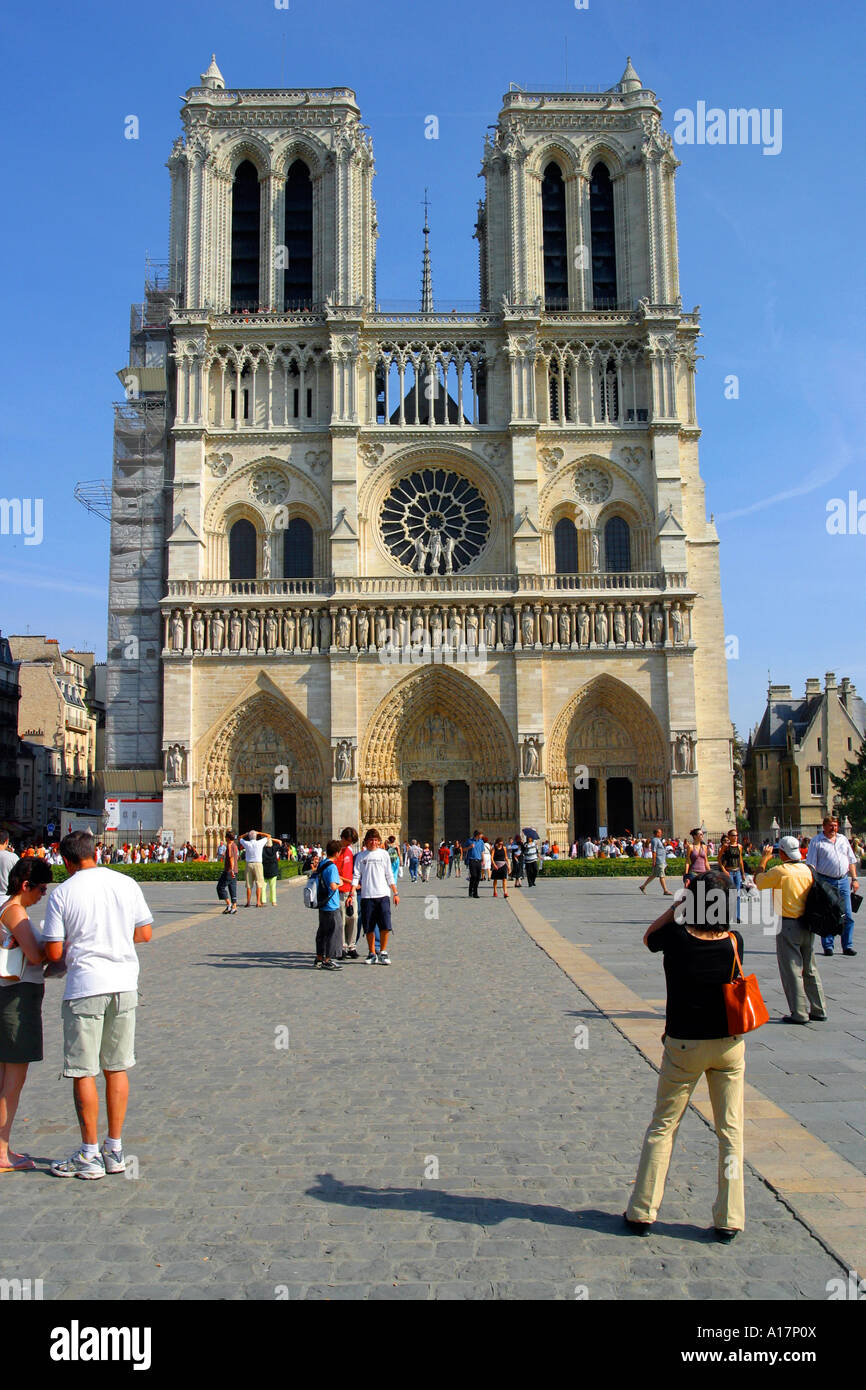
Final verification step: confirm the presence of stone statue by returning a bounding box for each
[375,611,387,648]
[448,610,462,649]
[651,606,664,644]
[590,531,600,571]
[414,534,428,572]
[671,606,685,644]
[211,610,225,651]
[357,609,369,649]
[676,733,693,773]
[613,608,626,645]
[484,607,497,648]
[559,609,571,645]
[265,611,278,652]
[540,607,553,645]
[262,534,272,578]
[411,611,425,647]
[428,528,442,572]
[501,608,514,645]
[595,607,609,645]
[430,609,443,647]
[335,741,351,781]
[578,607,590,646]
[465,609,479,650]
[170,610,184,651]
[523,739,539,777]
[284,610,296,651]
[319,610,331,651]
[631,607,644,645]
[229,610,242,652]
[337,608,351,649]
[246,611,260,651]
[521,608,535,646]
[166,744,183,784]
[301,611,313,651]
[192,612,205,652]
[443,534,454,574]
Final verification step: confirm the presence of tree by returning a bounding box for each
[830,737,866,831]
[731,722,746,820]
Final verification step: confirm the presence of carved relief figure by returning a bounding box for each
[465,608,479,650]
[590,531,600,571]
[613,607,626,645]
[166,744,184,784]
[170,610,184,651]
[411,611,425,648]
[484,606,497,648]
[430,610,442,647]
[211,610,225,651]
[559,609,571,645]
[229,610,242,652]
[246,611,260,651]
[501,608,514,645]
[428,528,442,572]
[335,741,352,781]
[442,534,454,574]
[631,607,644,645]
[301,611,313,651]
[578,607,590,646]
[671,605,685,645]
[284,610,296,651]
[375,611,387,648]
[337,608,351,649]
[192,612,205,652]
[675,733,693,773]
[319,610,331,651]
[413,534,428,572]
[262,534,272,578]
[356,609,369,649]
[651,606,665,644]
[540,607,553,645]
[265,611,278,652]
[523,738,540,777]
[595,607,609,645]
[521,608,535,646]
[448,610,462,649]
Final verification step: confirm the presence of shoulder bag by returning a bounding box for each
[722,932,769,1035]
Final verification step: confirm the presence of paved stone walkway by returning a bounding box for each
[3,875,849,1300]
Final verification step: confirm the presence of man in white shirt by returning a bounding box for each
[0,830,18,893]
[352,827,399,964]
[806,816,859,956]
[239,829,272,908]
[41,831,152,1180]
[639,828,674,896]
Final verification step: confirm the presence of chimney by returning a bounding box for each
[768,684,792,700]
[839,676,851,709]
[825,671,837,693]
[804,677,821,697]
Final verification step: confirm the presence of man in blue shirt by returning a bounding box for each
[465,830,485,898]
[806,816,859,956]
[314,840,344,971]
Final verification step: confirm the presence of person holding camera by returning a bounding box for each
[0,857,53,1171]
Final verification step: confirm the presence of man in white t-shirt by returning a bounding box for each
[41,831,152,1180]
[0,830,18,893]
[239,829,272,908]
[352,828,399,964]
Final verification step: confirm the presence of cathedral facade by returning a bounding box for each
[106,57,734,854]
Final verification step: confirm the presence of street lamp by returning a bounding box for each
[770,816,780,846]
[842,815,852,839]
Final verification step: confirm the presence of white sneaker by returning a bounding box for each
[378,951,392,965]
[100,1142,126,1174]
[50,1149,106,1180]
[364,952,378,964]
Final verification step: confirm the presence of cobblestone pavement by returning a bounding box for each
[527,874,866,1175]
[3,876,848,1301]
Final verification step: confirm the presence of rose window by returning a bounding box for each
[250,468,289,506]
[573,464,612,505]
[380,468,490,574]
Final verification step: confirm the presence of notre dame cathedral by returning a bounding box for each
[105,56,734,854]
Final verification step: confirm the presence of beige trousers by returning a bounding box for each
[627,1034,746,1230]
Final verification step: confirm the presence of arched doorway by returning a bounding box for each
[197,688,327,856]
[548,676,668,843]
[360,667,517,845]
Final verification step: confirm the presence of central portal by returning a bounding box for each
[407,781,434,844]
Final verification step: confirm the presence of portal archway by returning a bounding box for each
[547,675,668,841]
[360,666,517,844]
[196,688,327,855]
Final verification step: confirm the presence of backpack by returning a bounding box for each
[802,868,845,938]
[304,863,334,910]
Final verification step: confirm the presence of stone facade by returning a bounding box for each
[106,57,734,853]
[8,637,99,828]
[744,674,866,840]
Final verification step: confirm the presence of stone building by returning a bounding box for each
[8,637,99,830]
[0,632,20,827]
[744,674,866,841]
[105,57,734,854]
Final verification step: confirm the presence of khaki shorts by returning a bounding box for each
[61,992,138,1078]
[245,862,265,889]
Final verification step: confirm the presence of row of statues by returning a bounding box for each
[165,601,691,655]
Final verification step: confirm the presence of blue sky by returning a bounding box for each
[0,0,861,738]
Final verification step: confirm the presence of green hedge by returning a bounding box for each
[536,855,775,878]
[51,861,301,884]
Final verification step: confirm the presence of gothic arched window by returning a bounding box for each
[283,517,314,578]
[542,163,568,309]
[231,161,261,311]
[554,517,578,574]
[229,519,257,579]
[283,160,313,310]
[604,516,631,572]
[590,163,617,308]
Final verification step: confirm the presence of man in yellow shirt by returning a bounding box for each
[756,836,827,1025]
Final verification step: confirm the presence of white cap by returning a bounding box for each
[779,835,802,861]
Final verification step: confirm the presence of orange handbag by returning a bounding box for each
[723,932,769,1034]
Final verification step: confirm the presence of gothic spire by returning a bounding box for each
[420,190,433,314]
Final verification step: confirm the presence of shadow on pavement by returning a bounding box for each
[200,950,314,970]
[305,1173,715,1241]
